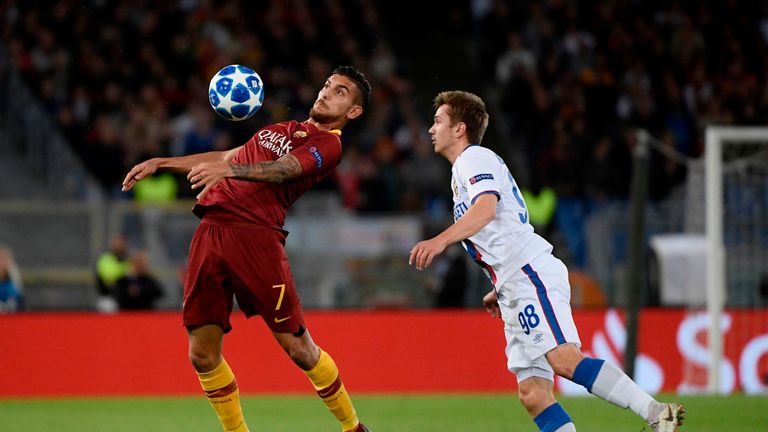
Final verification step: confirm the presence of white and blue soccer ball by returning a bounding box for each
[208,65,264,121]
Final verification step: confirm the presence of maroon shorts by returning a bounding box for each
[183,220,305,333]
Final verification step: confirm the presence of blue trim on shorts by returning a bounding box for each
[572,357,605,393]
[522,263,566,345]
[533,403,572,432]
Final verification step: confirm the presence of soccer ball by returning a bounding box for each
[208,65,264,121]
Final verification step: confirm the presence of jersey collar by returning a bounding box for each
[303,120,342,136]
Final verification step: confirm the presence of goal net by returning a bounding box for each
[703,127,768,394]
[640,126,768,394]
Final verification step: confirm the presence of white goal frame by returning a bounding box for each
[705,126,768,393]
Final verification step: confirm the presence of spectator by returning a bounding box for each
[0,247,23,313]
[432,244,469,308]
[115,250,163,311]
[95,233,130,313]
[760,273,768,307]
[495,31,536,87]
[133,173,179,205]
[177,103,221,156]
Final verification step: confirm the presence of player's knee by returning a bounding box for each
[547,344,583,379]
[550,361,576,379]
[518,383,549,412]
[286,345,317,370]
[188,347,220,372]
[274,330,320,369]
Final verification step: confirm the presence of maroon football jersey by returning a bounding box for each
[193,120,342,230]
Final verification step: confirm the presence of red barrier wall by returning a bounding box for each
[0,310,510,397]
[2,309,767,397]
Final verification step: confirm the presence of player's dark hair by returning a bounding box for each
[433,91,489,144]
[333,65,372,108]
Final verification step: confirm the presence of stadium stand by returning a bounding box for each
[2,0,768,308]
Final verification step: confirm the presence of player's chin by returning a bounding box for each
[309,108,335,123]
[309,106,322,116]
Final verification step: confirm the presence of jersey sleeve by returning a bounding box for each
[457,150,502,204]
[291,134,342,177]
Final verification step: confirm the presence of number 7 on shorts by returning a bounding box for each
[273,283,286,310]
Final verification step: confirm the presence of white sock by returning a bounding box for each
[589,360,655,421]
[555,423,576,431]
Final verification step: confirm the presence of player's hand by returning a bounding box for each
[122,159,160,192]
[408,238,446,270]
[483,290,501,319]
[188,161,233,200]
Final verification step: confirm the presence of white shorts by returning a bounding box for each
[496,253,581,383]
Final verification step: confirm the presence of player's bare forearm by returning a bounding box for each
[436,195,497,244]
[122,147,241,192]
[187,153,302,200]
[409,194,497,270]
[149,151,232,174]
[230,154,302,184]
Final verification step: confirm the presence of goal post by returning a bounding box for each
[705,126,768,394]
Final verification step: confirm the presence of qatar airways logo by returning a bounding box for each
[258,129,293,157]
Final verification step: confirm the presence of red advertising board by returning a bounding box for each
[562,308,768,395]
[0,309,766,396]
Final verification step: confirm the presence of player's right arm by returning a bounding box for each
[121,146,242,192]
[483,290,501,319]
[409,194,497,270]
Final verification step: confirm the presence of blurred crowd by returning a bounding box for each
[472,0,768,202]
[4,0,768,274]
[1,0,441,213]
[469,0,768,268]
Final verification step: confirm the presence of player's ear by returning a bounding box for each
[454,121,466,138]
[346,104,363,120]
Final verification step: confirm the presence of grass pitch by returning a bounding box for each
[1,394,765,431]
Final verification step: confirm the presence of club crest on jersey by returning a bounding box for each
[469,173,494,184]
[258,129,293,157]
[309,146,323,168]
[293,130,307,138]
[452,177,459,198]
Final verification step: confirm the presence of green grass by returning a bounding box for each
[1,394,766,431]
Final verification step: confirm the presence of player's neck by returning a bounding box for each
[305,117,345,132]
[444,142,471,164]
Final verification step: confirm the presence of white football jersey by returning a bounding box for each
[451,145,553,286]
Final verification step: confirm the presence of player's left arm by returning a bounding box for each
[187,153,302,200]
[409,194,497,270]
[229,154,303,184]
[188,134,340,200]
